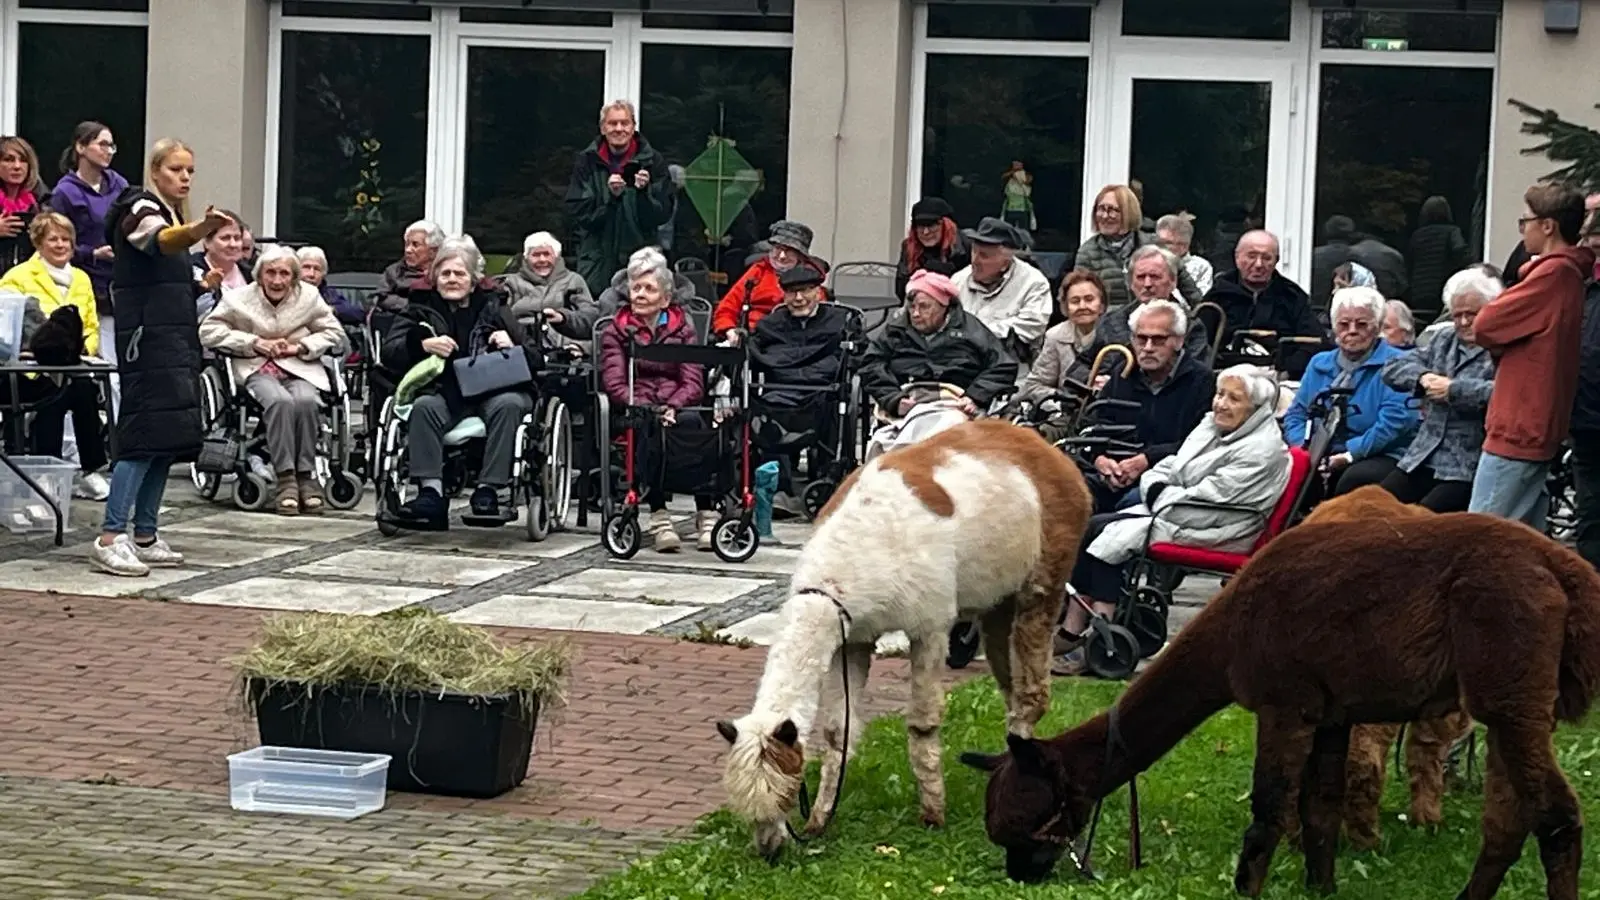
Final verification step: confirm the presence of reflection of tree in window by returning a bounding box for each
[642,45,791,280]
[462,48,605,258]
[921,56,1087,252]
[16,24,147,184]
[278,33,427,271]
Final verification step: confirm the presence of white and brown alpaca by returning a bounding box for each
[716,420,1091,859]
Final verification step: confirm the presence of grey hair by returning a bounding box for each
[1330,286,1386,325]
[1154,214,1194,243]
[1129,298,1188,336]
[1440,267,1504,315]
[627,245,673,296]
[404,219,446,249]
[251,243,301,282]
[523,231,562,258]
[1128,243,1180,280]
[1216,364,1278,409]
[1384,300,1415,342]
[432,236,485,281]
[294,245,327,268]
[600,98,637,126]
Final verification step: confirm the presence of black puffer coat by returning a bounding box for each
[107,189,203,462]
[750,302,860,407]
[860,302,1018,409]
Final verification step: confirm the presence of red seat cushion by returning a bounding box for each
[1146,543,1251,572]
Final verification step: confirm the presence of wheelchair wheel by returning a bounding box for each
[191,368,225,500]
[1084,623,1140,680]
[801,479,837,520]
[946,620,982,669]
[542,398,574,530]
[234,471,271,512]
[523,490,550,543]
[325,470,363,511]
[712,515,760,563]
[602,512,642,559]
[1128,604,1168,659]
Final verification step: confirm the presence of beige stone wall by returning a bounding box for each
[1490,0,1600,262]
[143,0,270,229]
[786,0,913,266]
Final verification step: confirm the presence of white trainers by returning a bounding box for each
[695,510,718,552]
[649,510,681,553]
[131,536,184,567]
[92,535,149,577]
[74,471,110,501]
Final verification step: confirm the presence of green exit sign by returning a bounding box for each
[1363,37,1410,51]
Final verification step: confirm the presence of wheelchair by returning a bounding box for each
[595,326,761,563]
[369,332,576,542]
[1547,444,1577,543]
[190,350,364,512]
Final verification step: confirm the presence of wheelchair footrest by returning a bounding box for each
[461,511,516,529]
[378,513,449,533]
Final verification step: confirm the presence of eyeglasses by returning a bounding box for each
[92,140,117,153]
[1333,320,1376,332]
[1132,333,1173,345]
[1094,204,1121,216]
[1517,214,1549,232]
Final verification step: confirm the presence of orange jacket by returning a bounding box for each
[1473,245,1596,462]
[712,259,783,334]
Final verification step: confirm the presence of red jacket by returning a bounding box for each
[712,259,783,334]
[1473,245,1597,462]
[600,304,703,409]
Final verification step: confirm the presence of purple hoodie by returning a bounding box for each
[49,167,130,310]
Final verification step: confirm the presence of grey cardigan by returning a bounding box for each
[1380,324,1495,482]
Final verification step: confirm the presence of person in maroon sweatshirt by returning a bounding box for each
[1468,182,1597,529]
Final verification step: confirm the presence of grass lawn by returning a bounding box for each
[578,677,1600,899]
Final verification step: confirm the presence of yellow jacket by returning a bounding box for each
[0,254,100,357]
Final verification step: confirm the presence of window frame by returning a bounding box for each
[0,0,149,135]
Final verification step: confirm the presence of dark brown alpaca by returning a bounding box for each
[961,514,1600,898]
[1296,486,1474,849]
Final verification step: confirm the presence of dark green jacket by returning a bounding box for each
[563,135,673,296]
[860,302,1019,409]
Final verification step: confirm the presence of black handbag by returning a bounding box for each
[195,425,241,475]
[451,347,533,400]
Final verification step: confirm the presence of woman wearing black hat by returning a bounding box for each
[894,197,969,300]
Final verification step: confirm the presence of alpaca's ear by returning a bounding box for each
[773,719,799,747]
[716,720,738,744]
[959,751,1004,772]
[1006,733,1048,772]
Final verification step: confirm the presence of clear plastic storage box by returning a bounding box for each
[228,746,391,820]
[0,455,75,534]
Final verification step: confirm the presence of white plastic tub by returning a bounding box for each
[0,455,75,534]
[228,746,391,820]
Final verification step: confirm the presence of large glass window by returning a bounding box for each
[14,23,148,184]
[276,32,429,272]
[461,47,606,259]
[1313,65,1493,314]
[921,55,1089,252]
[1321,11,1497,53]
[640,44,791,283]
[926,4,1090,41]
[1122,0,1291,41]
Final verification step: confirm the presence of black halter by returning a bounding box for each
[785,587,853,842]
[1068,702,1143,879]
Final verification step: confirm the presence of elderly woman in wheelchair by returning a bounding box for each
[379,239,542,531]
[198,244,345,515]
[860,270,1017,456]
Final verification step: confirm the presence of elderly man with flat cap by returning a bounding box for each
[950,216,1052,377]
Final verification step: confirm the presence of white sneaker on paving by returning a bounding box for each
[132,536,184,567]
[649,509,681,553]
[74,471,111,501]
[92,535,149,577]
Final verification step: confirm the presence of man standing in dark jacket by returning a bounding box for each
[1081,299,1216,511]
[860,270,1017,415]
[564,99,673,297]
[1570,278,1600,569]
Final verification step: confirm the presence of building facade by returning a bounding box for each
[1,0,1596,295]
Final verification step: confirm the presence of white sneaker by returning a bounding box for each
[74,471,111,501]
[131,536,184,567]
[649,510,681,553]
[92,535,149,577]
[695,510,718,552]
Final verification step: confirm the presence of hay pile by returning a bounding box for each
[231,607,571,712]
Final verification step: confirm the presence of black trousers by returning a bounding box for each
[1333,455,1397,496]
[1070,512,1141,604]
[0,376,108,473]
[1378,463,1473,513]
[1571,432,1600,570]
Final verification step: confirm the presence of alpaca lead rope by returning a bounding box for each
[787,589,853,843]
[1073,702,1143,880]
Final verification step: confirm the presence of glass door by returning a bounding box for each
[1103,55,1299,281]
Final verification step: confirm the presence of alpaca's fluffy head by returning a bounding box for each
[716,712,805,859]
[1302,484,1431,525]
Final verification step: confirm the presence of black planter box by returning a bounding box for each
[249,678,539,798]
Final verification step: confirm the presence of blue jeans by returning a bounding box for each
[1468,450,1549,532]
[103,456,173,536]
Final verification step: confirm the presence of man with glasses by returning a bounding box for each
[1087,244,1212,364]
[1468,182,1595,530]
[1204,229,1324,360]
[1081,299,1216,512]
